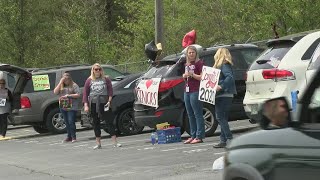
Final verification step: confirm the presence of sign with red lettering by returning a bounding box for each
[199,66,220,105]
[135,78,161,108]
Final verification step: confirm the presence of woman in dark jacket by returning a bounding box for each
[83,63,121,149]
[0,79,13,139]
[212,48,237,148]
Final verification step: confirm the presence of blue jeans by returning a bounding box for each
[215,97,233,143]
[60,109,77,139]
[184,92,205,139]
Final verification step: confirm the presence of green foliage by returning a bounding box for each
[0,0,320,72]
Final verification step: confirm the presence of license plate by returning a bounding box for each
[251,104,258,115]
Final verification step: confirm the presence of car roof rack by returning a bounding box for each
[30,63,91,72]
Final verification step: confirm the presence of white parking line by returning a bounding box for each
[161,143,214,152]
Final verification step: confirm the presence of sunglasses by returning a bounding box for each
[94,68,102,71]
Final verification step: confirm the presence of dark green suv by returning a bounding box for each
[223,66,320,179]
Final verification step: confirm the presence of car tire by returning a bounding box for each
[203,103,218,137]
[32,124,49,134]
[117,107,144,135]
[183,103,218,137]
[46,107,67,134]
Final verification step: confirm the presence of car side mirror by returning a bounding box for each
[259,97,291,130]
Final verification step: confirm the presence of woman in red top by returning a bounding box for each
[182,46,205,144]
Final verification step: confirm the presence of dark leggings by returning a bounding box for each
[90,103,116,137]
[0,113,8,137]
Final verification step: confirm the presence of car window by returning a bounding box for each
[103,67,124,79]
[238,48,264,65]
[24,73,56,93]
[301,38,320,60]
[230,50,248,70]
[202,54,214,66]
[68,69,91,88]
[7,73,17,89]
[249,43,294,71]
[308,43,320,70]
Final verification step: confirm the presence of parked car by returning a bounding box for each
[223,66,320,180]
[81,72,145,135]
[8,64,126,134]
[134,44,264,136]
[244,30,320,122]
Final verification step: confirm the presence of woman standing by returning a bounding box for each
[83,63,121,149]
[213,48,237,148]
[0,79,13,139]
[183,46,206,144]
[54,72,80,143]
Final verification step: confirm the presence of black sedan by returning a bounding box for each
[81,72,144,135]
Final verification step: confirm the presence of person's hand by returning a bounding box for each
[183,73,189,78]
[59,77,65,84]
[107,101,111,108]
[84,104,89,113]
[216,85,222,92]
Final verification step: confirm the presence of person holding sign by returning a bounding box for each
[0,79,13,139]
[83,63,121,149]
[54,72,80,143]
[212,48,237,148]
[183,45,206,144]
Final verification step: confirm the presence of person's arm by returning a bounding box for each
[54,78,64,95]
[82,78,91,106]
[219,64,234,91]
[105,77,113,103]
[190,60,203,81]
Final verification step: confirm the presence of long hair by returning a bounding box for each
[185,45,199,64]
[213,48,233,68]
[60,72,75,91]
[90,63,105,80]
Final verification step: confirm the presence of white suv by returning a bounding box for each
[244,30,320,121]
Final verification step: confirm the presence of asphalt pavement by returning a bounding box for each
[0,120,258,180]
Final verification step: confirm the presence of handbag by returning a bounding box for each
[59,96,72,111]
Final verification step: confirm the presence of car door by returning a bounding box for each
[306,43,320,85]
[0,64,31,110]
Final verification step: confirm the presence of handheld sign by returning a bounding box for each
[198,66,220,105]
[135,78,161,108]
[32,74,50,91]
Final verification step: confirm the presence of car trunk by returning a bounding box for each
[0,64,31,110]
[246,42,295,99]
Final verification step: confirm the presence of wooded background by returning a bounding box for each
[0,0,319,71]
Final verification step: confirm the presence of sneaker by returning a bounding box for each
[113,143,122,148]
[190,138,203,144]
[213,142,227,148]
[71,139,77,143]
[93,144,102,150]
[62,138,72,143]
[183,138,194,144]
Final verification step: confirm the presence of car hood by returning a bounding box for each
[229,128,320,149]
[0,64,31,94]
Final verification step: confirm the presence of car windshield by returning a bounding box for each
[249,43,293,70]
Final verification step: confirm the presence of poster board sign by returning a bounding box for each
[136,78,161,108]
[198,66,220,105]
[32,74,50,91]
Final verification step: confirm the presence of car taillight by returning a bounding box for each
[262,69,295,81]
[155,110,164,117]
[21,96,31,109]
[158,78,184,92]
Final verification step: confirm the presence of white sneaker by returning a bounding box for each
[113,143,122,147]
[93,144,102,150]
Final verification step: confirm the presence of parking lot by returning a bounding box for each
[0,120,257,180]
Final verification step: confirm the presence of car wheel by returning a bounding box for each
[203,103,218,137]
[183,103,218,137]
[46,107,66,134]
[117,107,144,135]
[32,124,49,134]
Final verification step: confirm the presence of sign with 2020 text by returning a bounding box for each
[198,66,220,105]
[135,78,161,108]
